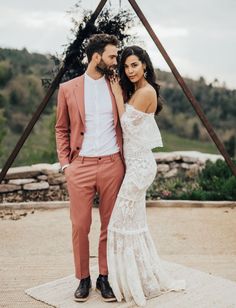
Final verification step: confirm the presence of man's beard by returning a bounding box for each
[96,59,116,79]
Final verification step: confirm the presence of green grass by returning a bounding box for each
[154,130,219,154]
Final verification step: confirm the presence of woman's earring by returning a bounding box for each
[144,70,147,79]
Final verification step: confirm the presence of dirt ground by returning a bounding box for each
[0,206,236,307]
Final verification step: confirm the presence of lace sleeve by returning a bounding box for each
[120,105,146,133]
[120,104,163,149]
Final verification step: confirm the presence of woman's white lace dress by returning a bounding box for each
[107,104,186,307]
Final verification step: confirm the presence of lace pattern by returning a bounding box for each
[121,104,163,151]
[107,104,185,306]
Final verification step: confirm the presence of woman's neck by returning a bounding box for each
[134,77,148,91]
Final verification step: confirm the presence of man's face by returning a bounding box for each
[96,44,118,77]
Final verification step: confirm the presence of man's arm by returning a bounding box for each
[55,84,71,169]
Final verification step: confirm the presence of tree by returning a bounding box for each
[192,122,200,139]
[225,135,235,158]
[0,109,6,156]
[0,61,12,87]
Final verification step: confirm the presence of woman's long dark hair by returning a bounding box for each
[119,45,163,115]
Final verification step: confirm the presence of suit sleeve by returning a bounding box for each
[55,84,71,167]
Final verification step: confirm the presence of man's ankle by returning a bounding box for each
[98,274,108,278]
[81,275,90,281]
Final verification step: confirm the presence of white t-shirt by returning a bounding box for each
[79,72,120,156]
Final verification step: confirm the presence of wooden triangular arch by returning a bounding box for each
[0,0,235,182]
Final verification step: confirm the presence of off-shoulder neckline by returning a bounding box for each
[126,103,155,116]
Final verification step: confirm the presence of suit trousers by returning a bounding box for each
[65,152,125,279]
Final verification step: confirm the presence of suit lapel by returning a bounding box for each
[73,75,85,126]
[105,78,118,127]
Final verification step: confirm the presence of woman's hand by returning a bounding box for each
[109,75,123,99]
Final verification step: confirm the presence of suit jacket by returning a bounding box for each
[55,74,124,168]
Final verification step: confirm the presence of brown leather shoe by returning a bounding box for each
[96,275,117,302]
[74,276,91,302]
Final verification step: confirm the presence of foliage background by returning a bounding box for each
[0,6,235,168]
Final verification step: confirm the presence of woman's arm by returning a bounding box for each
[109,77,125,118]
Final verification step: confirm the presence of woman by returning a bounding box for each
[107,46,186,307]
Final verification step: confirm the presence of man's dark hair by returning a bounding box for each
[85,33,119,62]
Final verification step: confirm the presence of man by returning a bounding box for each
[55,34,125,302]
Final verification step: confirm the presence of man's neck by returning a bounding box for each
[86,65,104,80]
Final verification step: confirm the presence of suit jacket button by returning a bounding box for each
[76,146,80,150]
[80,132,84,135]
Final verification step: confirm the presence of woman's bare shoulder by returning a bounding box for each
[131,85,157,112]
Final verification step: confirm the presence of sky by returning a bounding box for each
[0,0,235,89]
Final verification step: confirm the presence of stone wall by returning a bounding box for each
[0,151,223,203]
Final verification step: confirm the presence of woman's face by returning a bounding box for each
[124,55,146,83]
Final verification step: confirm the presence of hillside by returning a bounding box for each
[0,48,56,166]
[0,48,235,167]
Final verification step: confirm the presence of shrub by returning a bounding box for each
[179,159,236,201]
[148,159,236,201]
